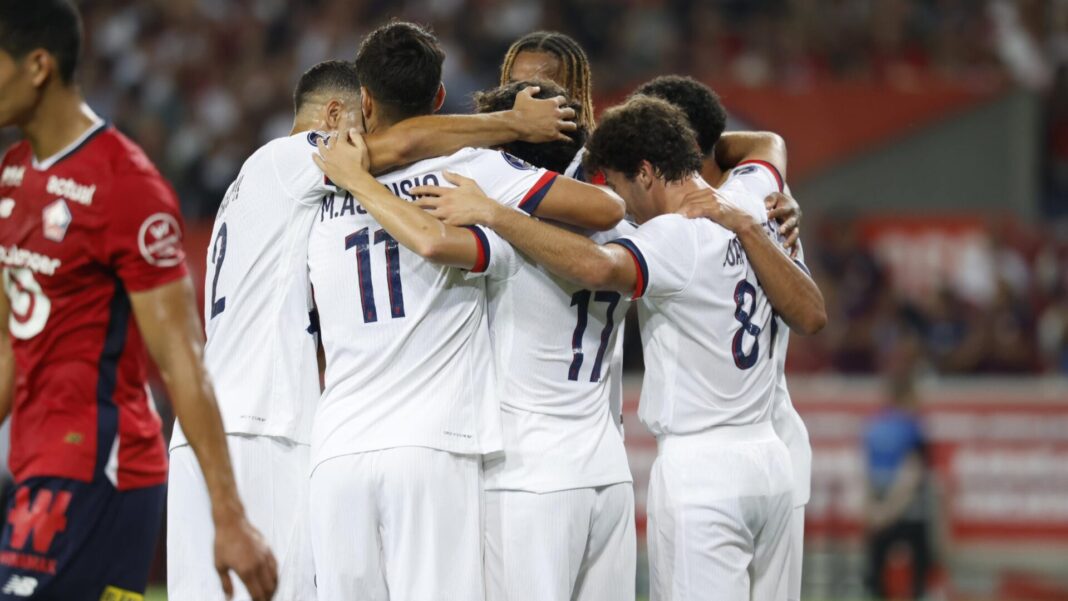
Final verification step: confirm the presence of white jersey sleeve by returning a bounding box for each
[609,214,698,300]
[464,224,520,282]
[453,149,559,214]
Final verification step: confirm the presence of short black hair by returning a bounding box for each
[0,0,82,84]
[474,80,587,174]
[354,21,445,122]
[632,75,726,157]
[294,60,361,113]
[584,96,702,183]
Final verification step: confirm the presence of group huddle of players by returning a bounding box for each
[0,1,827,600]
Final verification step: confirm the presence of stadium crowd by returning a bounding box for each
[4,0,1066,376]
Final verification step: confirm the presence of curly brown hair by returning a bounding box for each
[583,96,702,184]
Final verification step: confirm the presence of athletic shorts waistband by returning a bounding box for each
[656,421,778,452]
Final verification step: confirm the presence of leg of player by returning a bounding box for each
[376,447,483,601]
[308,453,387,601]
[646,425,793,601]
[168,435,314,600]
[571,483,637,601]
[787,505,806,601]
[0,477,164,601]
[484,488,593,601]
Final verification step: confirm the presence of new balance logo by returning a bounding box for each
[1,575,38,596]
[7,488,72,554]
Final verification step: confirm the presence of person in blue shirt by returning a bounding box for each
[863,375,933,599]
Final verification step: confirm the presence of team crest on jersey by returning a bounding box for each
[307,130,330,147]
[138,213,185,267]
[42,199,72,242]
[500,151,536,171]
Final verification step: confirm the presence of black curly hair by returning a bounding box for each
[583,96,702,184]
[631,75,726,157]
[474,80,586,174]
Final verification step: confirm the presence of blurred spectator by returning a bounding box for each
[0,0,1065,376]
[863,375,934,600]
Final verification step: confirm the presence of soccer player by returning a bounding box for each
[414,96,826,600]
[457,80,636,601]
[0,1,275,599]
[634,74,815,601]
[168,59,577,601]
[305,22,623,601]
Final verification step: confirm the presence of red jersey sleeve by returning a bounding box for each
[104,172,189,292]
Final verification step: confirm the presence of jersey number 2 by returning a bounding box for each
[209,223,228,319]
[346,227,405,323]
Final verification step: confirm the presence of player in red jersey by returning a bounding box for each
[0,1,275,599]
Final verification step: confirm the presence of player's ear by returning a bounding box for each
[637,161,656,191]
[324,99,343,130]
[360,86,373,121]
[25,49,52,88]
[433,83,446,114]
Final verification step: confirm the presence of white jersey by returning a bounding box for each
[770,241,813,507]
[483,219,636,493]
[308,148,558,469]
[173,131,330,449]
[614,162,784,436]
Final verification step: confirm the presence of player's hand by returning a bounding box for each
[313,127,374,193]
[411,171,502,226]
[511,86,578,143]
[214,514,278,601]
[677,187,757,234]
[765,191,801,257]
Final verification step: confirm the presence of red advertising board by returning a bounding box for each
[622,378,1068,546]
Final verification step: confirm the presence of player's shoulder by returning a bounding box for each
[0,139,31,168]
[637,213,694,236]
[453,147,542,175]
[97,127,158,175]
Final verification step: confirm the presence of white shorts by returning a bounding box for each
[647,422,793,601]
[309,447,484,601]
[167,434,315,601]
[788,505,805,601]
[484,483,636,601]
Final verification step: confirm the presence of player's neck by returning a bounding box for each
[23,86,100,163]
[659,173,710,215]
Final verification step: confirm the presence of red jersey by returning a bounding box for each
[0,122,188,490]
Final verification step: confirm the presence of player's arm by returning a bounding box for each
[0,287,13,424]
[527,176,626,231]
[717,133,801,252]
[413,172,638,293]
[130,278,277,600]
[678,188,826,335]
[364,86,577,173]
[715,131,787,178]
[315,131,483,269]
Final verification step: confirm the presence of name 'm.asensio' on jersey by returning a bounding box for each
[307,146,556,466]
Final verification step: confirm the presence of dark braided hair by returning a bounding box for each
[500,31,595,130]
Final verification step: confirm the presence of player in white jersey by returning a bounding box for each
[634,75,815,601]
[454,81,636,601]
[167,59,584,600]
[415,96,826,600]
[305,23,624,601]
